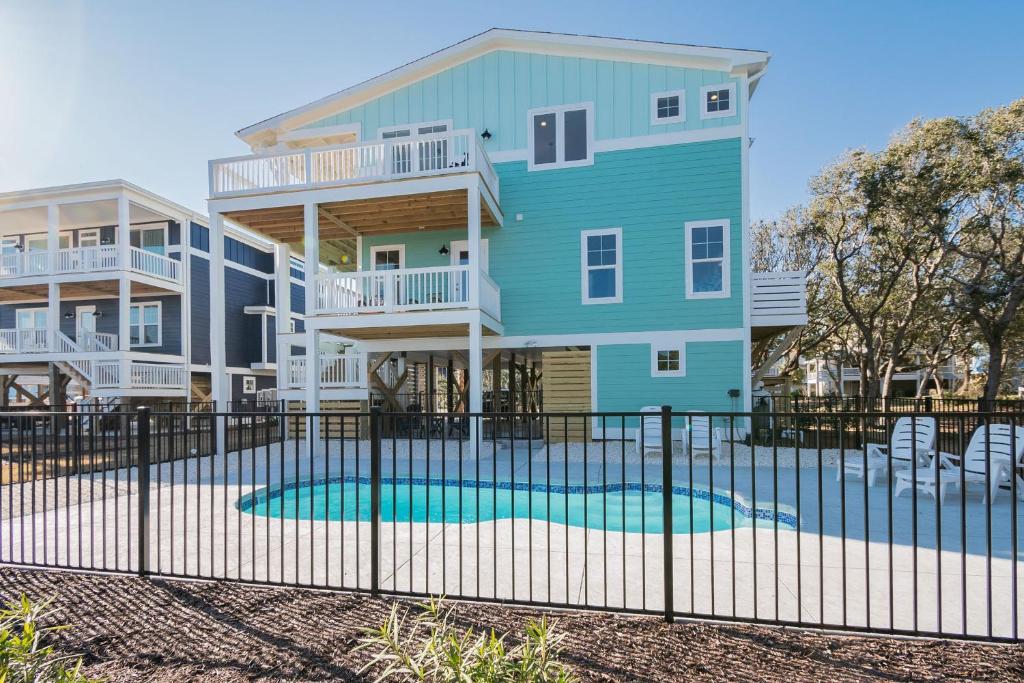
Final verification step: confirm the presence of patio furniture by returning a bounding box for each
[895,423,1024,504]
[683,411,718,460]
[838,416,936,487]
[636,406,663,457]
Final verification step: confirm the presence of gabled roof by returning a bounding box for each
[236,28,770,148]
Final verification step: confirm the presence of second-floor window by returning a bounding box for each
[651,90,685,125]
[130,227,166,256]
[701,83,736,119]
[685,220,730,299]
[528,104,593,170]
[130,302,161,347]
[581,228,622,304]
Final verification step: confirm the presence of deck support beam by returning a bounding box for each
[303,202,321,456]
[209,211,228,456]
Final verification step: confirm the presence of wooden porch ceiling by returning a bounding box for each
[0,279,169,303]
[222,189,499,245]
[322,321,501,341]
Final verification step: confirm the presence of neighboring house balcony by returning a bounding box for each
[279,352,367,401]
[0,328,186,396]
[0,245,182,289]
[750,270,808,339]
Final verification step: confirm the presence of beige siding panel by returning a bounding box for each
[286,400,367,438]
[542,350,591,442]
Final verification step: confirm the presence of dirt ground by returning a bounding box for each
[0,567,1021,682]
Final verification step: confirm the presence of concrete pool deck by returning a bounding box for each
[2,437,1022,640]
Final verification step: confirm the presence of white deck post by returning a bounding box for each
[117,193,131,271]
[275,244,291,395]
[117,278,131,352]
[303,203,321,456]
[468,320,483,457]
[46,282,59,352]
[209,212,228,456]
[179,215,191,379]
[46,204,59,274]
[467,178,482,308]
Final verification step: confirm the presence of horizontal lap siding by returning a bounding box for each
[225,268,269,368]
[300,51,741,151]
[190,255,211,365]
[596,341,744,421]
[492,139,743,335]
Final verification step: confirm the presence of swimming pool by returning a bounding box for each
[237,477,796,533]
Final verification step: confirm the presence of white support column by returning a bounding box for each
[303,203,321,455]
[275,243,291,395]
[46,282,59,352]
[468,319,483,457]
[209,213,228,458]
[180,216,191,370]
[117,193,131,271]
[118,278,131,351]
[46,204,59,273]
[467,179,482,308]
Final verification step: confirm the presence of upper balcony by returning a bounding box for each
[0,246,181,285]
[750,271,808,339]
[209,129,499,206]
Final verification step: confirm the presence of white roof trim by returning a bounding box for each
[236,28,770,147]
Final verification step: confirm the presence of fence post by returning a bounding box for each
[924,395,933,413]
[136,406,151,577]
[370,407,381,596]
[661,404,674,623]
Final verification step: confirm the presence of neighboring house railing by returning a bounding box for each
[315,265,500,319]
[209,129,499,201]
[92,361,187,389]
[750,270,807,326]
[0,328,50,353]
[0,245,180,284]
[286,354,363,388]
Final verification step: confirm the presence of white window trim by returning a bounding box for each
[685,219,731,300]
[369,244,406,271]
[242,375,257,394]
[377,119,453,139]
[527,102,595,171]
[16,307,47,329]
[700,83,737,120]
[650,89,685,125]
[129,301,162,348]
[651,343,686,378]
[580,227,623,305]
[449,239,490,271]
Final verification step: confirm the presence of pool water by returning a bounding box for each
[240,478,793,533]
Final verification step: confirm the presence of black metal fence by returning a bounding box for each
[0,407,1021,642]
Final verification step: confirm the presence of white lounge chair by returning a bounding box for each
[895,423,1024,504]
[636,406,664,457]
[838,416,936,486]
[683,411,718,460]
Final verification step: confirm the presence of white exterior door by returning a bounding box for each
[76,305,97,350]
[450,239,489,302]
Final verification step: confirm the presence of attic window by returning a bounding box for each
[651,90,684,125]
[701,83,736,119]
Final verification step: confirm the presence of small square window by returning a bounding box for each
[243,376,257,394]
[701,83,736,119]
[651,345,685,377]
[651,90,685,125]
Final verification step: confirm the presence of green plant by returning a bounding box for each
[0,595,96,683]
[358,596,577,682]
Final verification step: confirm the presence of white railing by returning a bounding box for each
[0,328,50,353]
[317,265,481,315]
[286,354,364,388]
[751,271,807,326]
[210,129,498,200]
[54,331,94,382]
[130,247,181,282]
[129,361,186,388]
[480,272,501,320]
[78,331,117,352]
[0,251,48,277]
[55,245,119,273]
[92,362,120,388]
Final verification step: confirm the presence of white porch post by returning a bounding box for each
[303,203,321,456]
[467,179,482,308]
[117,193,131,271]
[46,204,59,273]
[46,282,59,352]
[468,320,483,456]
[209,213,228,457]
[118,277,131,389]
[179,215,191,374]
[275,244,291,396]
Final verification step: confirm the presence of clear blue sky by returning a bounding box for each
[1,0,1020,222]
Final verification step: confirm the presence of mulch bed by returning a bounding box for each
[0,566,1021,681]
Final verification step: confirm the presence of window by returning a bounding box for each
[16,308,47,330]
[242,376,256,394]
[581,228,622,304]
[651,344,686,377]
[685,220,730,299]
[130,226,166,255]
[371,246,404,271]
[651,90,685,125]
[130,302,161,347]
[528,103,594,170]
[701,83,736,119]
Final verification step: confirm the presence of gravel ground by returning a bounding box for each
[1,567,1021,682]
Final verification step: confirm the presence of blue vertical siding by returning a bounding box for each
[190,255,211,365]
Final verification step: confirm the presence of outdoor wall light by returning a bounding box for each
[438,244,449,256]
[101,238,112,245]
[481,128,492,141]
[63,312,74,319]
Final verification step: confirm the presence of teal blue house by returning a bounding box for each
[206,29,806,437]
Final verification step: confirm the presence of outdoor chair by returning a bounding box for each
[683,411,718,460]
[635,406,664,457]
[894,422,1024,504]
[838,416,936,487]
